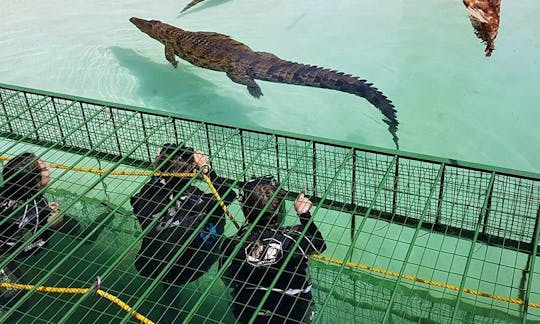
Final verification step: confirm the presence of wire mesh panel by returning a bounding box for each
[488,175,539,244]
[311,259,524,324]
[0,83,540,324]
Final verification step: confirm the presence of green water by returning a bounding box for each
[0,0,539,172]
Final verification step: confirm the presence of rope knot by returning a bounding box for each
[93,276,102,294]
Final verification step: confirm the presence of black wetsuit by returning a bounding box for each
[0,189,55,320]
[0,186,95,324]
[220,212,326,323]
[0,191,53,257]
[131,171,236,285]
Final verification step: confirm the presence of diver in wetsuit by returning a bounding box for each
[0,153,64,258]
[0,152,108,256]
[0,152,78,321]
[220,175,327,323]
[131,143,237,285]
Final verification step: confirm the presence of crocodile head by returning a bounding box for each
[130,17,163,42]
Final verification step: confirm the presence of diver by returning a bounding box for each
[131,143,237,286]
[220,175,327,323]
[0,152,97,321]
[0,152,65,257]
[0,152,111,255]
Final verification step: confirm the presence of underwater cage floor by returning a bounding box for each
[0,83,540,323]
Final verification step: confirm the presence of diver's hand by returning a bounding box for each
[47,202,64,227]
[294,192,312,215]
[193,150,211,174]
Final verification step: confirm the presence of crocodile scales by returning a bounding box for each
[130,17,399,147]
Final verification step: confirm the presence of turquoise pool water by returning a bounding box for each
[1,0,539,173]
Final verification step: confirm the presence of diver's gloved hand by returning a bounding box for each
[294,192,312,215]
[47,201,64,227]
[193,149,211,174]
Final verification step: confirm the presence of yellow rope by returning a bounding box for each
[49,162,197,178]
[201,174,240,229]
[0,156,196,178]
[0,282,154,324]
[2,155,539,309]
[311,254,540,309]
[95,290,153,324]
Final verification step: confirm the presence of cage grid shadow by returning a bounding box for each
[0,83,539,323]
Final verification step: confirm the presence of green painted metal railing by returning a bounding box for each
[0,82,539,323]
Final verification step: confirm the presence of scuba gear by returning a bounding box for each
[133,143,236,285]
[199,223,219,247]
[220,216,325,324]
[220,174,325,323]
[133,180,231,285]
[231,287,315,323]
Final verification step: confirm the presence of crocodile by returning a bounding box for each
[130,17,399,147]
[463,0,501,56]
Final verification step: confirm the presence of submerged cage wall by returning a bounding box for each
[0,82,539,323]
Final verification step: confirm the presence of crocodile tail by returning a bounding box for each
[181,0,204,13]
[254,60,399,148]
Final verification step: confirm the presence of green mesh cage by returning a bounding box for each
[0,82,539,324]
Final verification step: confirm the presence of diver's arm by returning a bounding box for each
[130,181,168,229]
[193,150,237,205]
[295,193,326,254]
[298,212,326,254]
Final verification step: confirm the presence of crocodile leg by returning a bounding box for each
[226,70,263,98]
[164,42,179,68]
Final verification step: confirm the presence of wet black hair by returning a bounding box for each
[154,143,195,174]
[240,175,287,227]
[2,152,42,199]
[159,143,194,163]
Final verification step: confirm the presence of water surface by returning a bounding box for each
[0,0,539,172]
